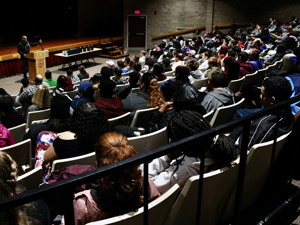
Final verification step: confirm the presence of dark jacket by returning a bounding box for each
[17,41,40,59]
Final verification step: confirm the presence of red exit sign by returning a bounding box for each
[135,10,140,14]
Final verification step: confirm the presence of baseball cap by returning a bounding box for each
[78,81,92,93]
[106,60,114,66]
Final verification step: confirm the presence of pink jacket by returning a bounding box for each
[0,124,15,148]
[63,178,160,225]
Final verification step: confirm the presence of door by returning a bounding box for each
[128,15,146,50]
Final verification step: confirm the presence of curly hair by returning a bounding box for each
[0,152,36,225]
[187,59,199,71]
[70,102,108,153]
[94,132,143,214]
[142,73,165,108]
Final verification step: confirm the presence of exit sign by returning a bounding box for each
[135,10,140,14]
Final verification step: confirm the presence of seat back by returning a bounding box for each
[165,71,174,77]
[115,83,130,93]
[51,152,96,172]
[81,78,90,82]
[130,87,141,93]
[167,164,239,225]
[256,67,268,79]
[63,89,78,100]
[210,98,245,127]
[128,127,167,153]
[0,139,32,175]
[17,166,43,191]
[266,63,276,73]
[26,108,51,129]
[227,76,245,93]
[241,131,291,211]
[191,78,208,90]
[203,110,214,124]
[86,184,180,225]
[8,123,26,143]
[157,78,169,85]
[107,112,131,131]
[130,107,159,128]
[239,71,258,91]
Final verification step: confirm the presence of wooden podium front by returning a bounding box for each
[27,50,49,83]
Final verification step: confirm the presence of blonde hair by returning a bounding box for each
[208,56,221,68]
[0,152,35,225]
[31,85,50,109]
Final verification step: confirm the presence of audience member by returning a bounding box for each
[201,72,235,113]
[0,124,15,148]
[116,72,140,100]
[223,56,240,85]
[44,70,57,87]
[77,65,90,80]
[112,67,127,84]
[162,58,172,73]
[67,69,80,84]
[237,52,253,78]
[187,59,203,82]
[95,79,125,119]
[71,81,95,110]
[19,78,30,94]
[70,132,160,224]
[146,110,237,194]
[123,73,165,118]
[25,85,50,120]
[152,63,167,81]
[44,102,108,162]
[171,53,184,71]
[248,50,263,72]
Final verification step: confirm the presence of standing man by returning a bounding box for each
[17,35,42,79]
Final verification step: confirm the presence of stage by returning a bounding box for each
[0,36,125,78]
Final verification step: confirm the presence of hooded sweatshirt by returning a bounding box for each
[201,87,235,113]
[188,70,204,82]
[95,96,125,119]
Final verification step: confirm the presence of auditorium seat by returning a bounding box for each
[107,112,131,131]
[26,108,51,129]
[8,123,26,143]
[17,166,43,191]
[227,76,245,93]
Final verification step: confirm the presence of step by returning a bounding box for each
[100,42,113,45]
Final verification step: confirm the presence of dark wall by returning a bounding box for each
[0,0,78,46]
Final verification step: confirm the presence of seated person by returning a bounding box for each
[0,124,15,148]
[264,44,286,67]
[112,67,127,85]
[237,52,253,78]
[77,65,90,80]
[71,81,95,110]
[19,78,30,94]
[44,70,57,87]
[162,58,172,73]
[248,50,264,72]
[223,56,240,86]
[25,85,51,120]
[70,132,160,225]
[100,67,114,80]
[187,59,204,82]
[44,102,108,162]
[152,63,167,81]
[201,72,236,113]
[0,94,25,129]
[171,53,184,71]
[160,66,190,101]
[116,72,141,100]
[122,73,165,118]
[146,81,206,133]
[67,69,80,84]
[230,76,294,151]
[95,79,125,119]
[24,94,72,156]
[145,110,237,194]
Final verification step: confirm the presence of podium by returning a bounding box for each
[26,50,49,84]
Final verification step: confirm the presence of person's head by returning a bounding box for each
[124,57,131,66]
[67,69,73,77]
[106,60,115,68]
[71,102,108,153]
[171,83,205,113]
[203,49,213,60]
[57,75,66,87]
[187,59,199,71]
[229,40,237,48]
[31,85,50,108]
[133,62,142,72]
[276,44,286,54]
[280,53,299,74]
[21,35,27,43]
[94,132,143,215]
[128,71,141,86]
[205,66,223,80]
[208,72,227,90]
[238,51,249,63]
[98,79,116,99]
[34,74,43,84]
[232,46,241,56]
[153,63,164,75]
[140,50,146,57]
[78,81,94,98]
[117,61,125,69]
[45,70,52,80]
[175,66,190,80]
[175,53,183,62]
[21,78,29,87]
[0,151,35,224]
[101,66,114,80]
[146,58,156,70]
[208,57,221,68]
[167,110,237,165]
[163,58,171,68]
[114,67,122,78]
[249,50,260,61]
[261,76,291,108]
[78,65,89,78]
[140,73,165,108]
[0,95,14,115]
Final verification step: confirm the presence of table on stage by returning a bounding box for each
[54,47,102,68]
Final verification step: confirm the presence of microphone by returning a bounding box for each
[35,36,44,51]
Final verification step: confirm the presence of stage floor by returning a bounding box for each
[0,36,124,62]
